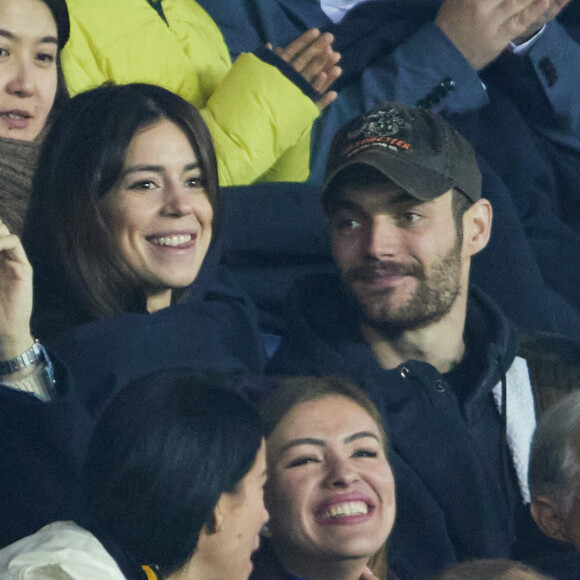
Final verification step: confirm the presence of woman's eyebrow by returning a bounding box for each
[0,30,15,41]
[121,162,201,177]
[39,35,59,45]
[344,431,380,444]
[0,30,58,44]
[122,164,164,176]
[280,437,325,454]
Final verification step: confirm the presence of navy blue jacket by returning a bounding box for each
[0,364,92,548]
[268,275,529,579]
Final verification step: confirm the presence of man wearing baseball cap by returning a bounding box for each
[268,102,543,578]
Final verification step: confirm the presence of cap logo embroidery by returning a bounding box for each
[346,107,411,139]
[343,107,412,157]
[343,136,411,158]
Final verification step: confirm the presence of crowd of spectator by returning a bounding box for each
[0,0,579,579]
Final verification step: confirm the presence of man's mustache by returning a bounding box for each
[345,260,423,282]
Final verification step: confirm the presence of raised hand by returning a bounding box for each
[514,0,571,42]
[436,0,560,70]
[273,28,342,110]
[0,220,34,362]
[360,566,381,580]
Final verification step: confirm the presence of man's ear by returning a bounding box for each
[530,496,569,543]
[461,198,492,258]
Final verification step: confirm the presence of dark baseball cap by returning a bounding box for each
[323,102,482,204]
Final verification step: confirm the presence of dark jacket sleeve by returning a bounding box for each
[0,361,92,547]
[48,267,266,418]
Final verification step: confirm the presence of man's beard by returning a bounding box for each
[342,240,463,334]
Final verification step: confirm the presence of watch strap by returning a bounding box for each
[0,341,44,375]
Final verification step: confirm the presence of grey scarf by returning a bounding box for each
[0,135,41,236]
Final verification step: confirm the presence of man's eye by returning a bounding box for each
[335,217,362,231]
[401,212,421,225]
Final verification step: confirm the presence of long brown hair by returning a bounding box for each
[23,83,220,339]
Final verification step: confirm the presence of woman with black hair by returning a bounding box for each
[0,0,70,236]
[3,82,266,415]
[0,369,268,579]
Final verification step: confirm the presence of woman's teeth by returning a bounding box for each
[151,234,192,246]
[320,501,369,520]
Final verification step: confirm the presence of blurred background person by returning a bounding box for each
[513,389,580,580]
[61,0,342,185]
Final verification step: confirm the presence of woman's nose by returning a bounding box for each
[6,59,36,98]
[161,184,194,216]
[323,457,360,488]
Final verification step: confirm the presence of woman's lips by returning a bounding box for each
[0,110,33,131]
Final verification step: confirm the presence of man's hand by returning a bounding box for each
[272,29,342,110]
[513,0,571,43]
[436,0,564,70]
[0,220,34,361]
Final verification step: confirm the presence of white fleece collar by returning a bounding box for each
[492,356,536,504]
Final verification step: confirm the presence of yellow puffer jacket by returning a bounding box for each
[61,0,319,185]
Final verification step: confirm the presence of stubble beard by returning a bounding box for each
[343,240,463,335]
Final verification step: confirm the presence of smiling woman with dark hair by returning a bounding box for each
[9,82,265,414]
[25,82,221,333]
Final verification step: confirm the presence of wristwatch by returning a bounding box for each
[0,341,46,375]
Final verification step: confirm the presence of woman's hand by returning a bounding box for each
[0,220,34,361]
[273,28,342,110]
[360,566,381,580]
